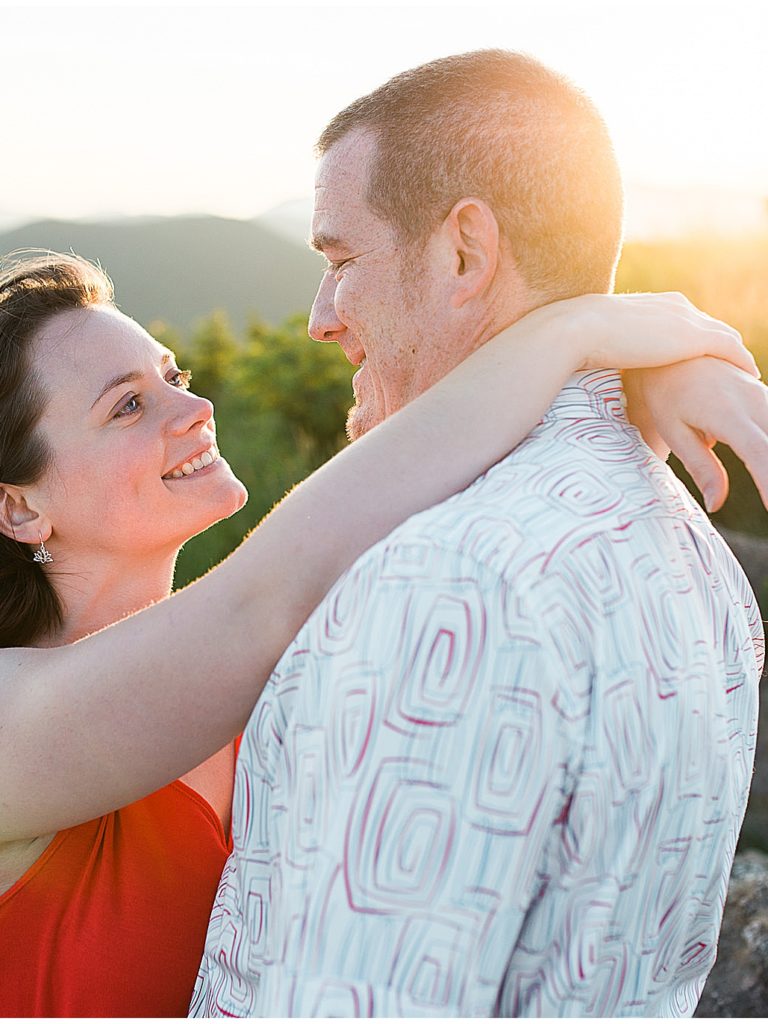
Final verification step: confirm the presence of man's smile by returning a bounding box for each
[339,339,366,366]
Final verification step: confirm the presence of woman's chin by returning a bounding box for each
[230,479,249,514]
[218,463,249,514]
[205,479,249,528]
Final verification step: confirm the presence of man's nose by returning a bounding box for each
[308,272,344,342]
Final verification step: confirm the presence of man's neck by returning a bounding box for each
[466,278,550,356]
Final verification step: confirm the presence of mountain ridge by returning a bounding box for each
[0,215,325,332]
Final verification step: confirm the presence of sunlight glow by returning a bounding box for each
[2,1,766,234]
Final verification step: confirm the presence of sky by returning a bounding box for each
[2,0,767,234]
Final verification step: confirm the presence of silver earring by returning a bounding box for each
[32,533,53,565]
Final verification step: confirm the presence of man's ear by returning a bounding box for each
[443,197,501,308]
[0,485,50,546]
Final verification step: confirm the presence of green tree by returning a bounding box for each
[185,310,240,407]
[239,314,352,461]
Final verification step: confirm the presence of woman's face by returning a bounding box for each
[27,305,247,561]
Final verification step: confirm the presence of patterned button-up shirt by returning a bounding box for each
[191,370,763,1018]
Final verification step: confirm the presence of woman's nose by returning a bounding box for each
[169,389,215,434]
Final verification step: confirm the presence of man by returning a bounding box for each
[192,51,763,1016]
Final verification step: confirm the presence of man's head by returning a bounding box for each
[309,49,624,439]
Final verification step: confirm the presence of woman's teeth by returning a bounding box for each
[165,444,219,479]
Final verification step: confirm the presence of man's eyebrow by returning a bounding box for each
[91,352,172,409]
[308,232,344,254]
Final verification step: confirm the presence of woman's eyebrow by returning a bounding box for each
[91,353,172,408]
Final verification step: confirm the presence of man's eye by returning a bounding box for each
[327,258,349,274]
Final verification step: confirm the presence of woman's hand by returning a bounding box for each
[515,291,765,514]
[533,291,759,378]
[624,358,768,513]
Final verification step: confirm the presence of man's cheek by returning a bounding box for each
[334,290,352,324]
[334,276,365,322]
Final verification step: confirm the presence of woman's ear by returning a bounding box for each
[443,197,501,308]
[0,485,50,545]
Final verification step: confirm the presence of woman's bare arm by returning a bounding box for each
[0,291,758,841]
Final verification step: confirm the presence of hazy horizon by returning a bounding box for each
[2,181,766,244]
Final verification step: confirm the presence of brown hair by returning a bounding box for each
[0,251,114,647]
[316,49,624,297]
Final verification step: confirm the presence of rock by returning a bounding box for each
[740,677,768,854]
[695,849,768,1016]
[718,526,768,616]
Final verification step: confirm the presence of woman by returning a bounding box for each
[0,252,759,1016]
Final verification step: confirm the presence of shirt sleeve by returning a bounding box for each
[259,540,590,1017]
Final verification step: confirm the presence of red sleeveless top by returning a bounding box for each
[0,780,230,1017]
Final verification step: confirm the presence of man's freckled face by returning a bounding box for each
[308,131,444,440]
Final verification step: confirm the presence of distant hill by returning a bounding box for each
[0,216,325,333]
[256,198,313,244]
[257,188,768,246]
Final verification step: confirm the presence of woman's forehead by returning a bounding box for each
[33,305,166,372]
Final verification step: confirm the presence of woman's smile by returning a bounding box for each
[162,443,221,480]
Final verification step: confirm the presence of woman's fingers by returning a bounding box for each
[631,292,758,374]
[662,421,730,513]
[576,292,759,374]
[652,365,768,511]
[717,419,768,511]
[643,293,757,374]
[693,324,759,378]
[710,372,768,509]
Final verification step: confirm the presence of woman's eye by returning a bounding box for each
[111,369,191,419]
[114,395,141,419]
[168,368,192,389]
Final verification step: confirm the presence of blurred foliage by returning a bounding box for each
[616,236,768,363]
[161,234,768,589]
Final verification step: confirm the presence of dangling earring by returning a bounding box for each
[32,533,53,565]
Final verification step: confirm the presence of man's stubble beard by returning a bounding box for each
[345,384,387,441]
[345,404,364,442]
